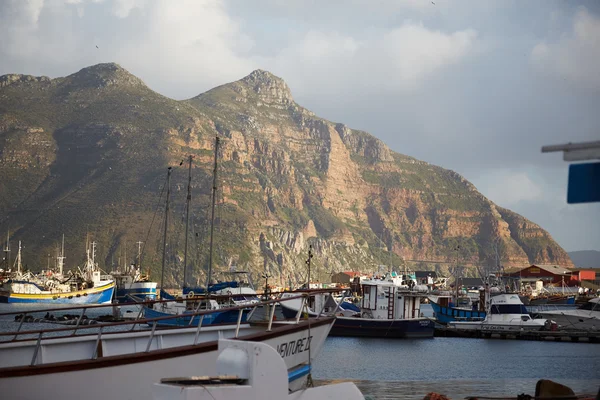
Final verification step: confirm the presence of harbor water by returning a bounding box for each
[314,303,600,399]
[314,337,600,399]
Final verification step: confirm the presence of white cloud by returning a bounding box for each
[0,0,256,97]
[531,7,600,90]
[382,23,477,87]
[0,1,476,98]
[475,170,543,206]
[111,0,146,18]
[263,22,477,100]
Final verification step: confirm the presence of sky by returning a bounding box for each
[1,0,599,252]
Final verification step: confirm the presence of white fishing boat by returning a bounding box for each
[448,292,551,331]
[535,297,599,331]
[0,293,334,400]
[329,275,434,338]
[153,338,365,400]
[208,272,261,306]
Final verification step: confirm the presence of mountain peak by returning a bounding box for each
[66,62,147,89]
[239,69,293,105]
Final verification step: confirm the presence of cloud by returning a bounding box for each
[111,0,146,18]
[263,22,477,101]
[0,0,256,97]
[531,7,600,90]
[382,23,477,87]
[0,0,45,58]
[0,0,597,251]
[475,170,543,207]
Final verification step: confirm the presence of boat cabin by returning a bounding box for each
[360,280,425,320]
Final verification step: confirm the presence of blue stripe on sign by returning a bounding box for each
[288,364,311,382]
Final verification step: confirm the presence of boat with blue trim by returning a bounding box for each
[111,265,157,303]
[0,240,115,304]
[0,293,335,399]
[143,295,251,327]
[428,290,486,324]
[448,291,552,331]
[142,140,254,327]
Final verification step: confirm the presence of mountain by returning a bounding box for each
[0,63,573,287]
[568,250,600,269]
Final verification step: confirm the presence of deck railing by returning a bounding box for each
[0,288,343,345]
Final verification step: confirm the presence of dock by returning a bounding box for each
[434,327,600,343]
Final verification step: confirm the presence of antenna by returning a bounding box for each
[136,241,143,269]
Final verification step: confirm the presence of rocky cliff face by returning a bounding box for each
[0,63,572,287]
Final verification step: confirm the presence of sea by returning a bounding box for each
[1,303,599,399]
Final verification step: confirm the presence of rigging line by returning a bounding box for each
[139,175,168,271]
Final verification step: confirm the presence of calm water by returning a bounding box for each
[1,304,599,399]
[314,336,600,398]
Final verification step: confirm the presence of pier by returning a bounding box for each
[434,327,600,343]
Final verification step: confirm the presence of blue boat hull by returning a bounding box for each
[143,306,250,327]
[116,287,157,303]
[330,317,435,338]
[0,284,115,304]
[430,301,486,324]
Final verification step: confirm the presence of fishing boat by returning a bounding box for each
[0,292,335,400]
[428,290,486,324]
[111,266,157,303]
[534,297,599,331]
[110,241,157,302]
[448,292,552,331]
[329,275,434,338]
[0,239,115,304]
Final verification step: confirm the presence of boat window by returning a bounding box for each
[579,302,596,311]
[490,305,528,314]
[521,315,530,321]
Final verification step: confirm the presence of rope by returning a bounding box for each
[306,296,314,388]
[139,175,168,273]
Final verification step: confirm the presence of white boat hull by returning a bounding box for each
[448,320,546,331]
[0,319,333,400]
[536,312,599,331]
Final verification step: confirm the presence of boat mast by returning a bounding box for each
[3,230,10,271]
[136,241,143,269]
[306,245,313,289]
[454,245,460,301]
[206,137,220,291]
[14,241,22,274]
[183,154,193,289]
[160,167,172,300]
[57,234,65,275]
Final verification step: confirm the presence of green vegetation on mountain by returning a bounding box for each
[0,64,572,287]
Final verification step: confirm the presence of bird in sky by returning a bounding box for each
[96,45,99,49]
[431,1,435,4]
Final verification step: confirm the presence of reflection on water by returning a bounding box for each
[314,336,600,399]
